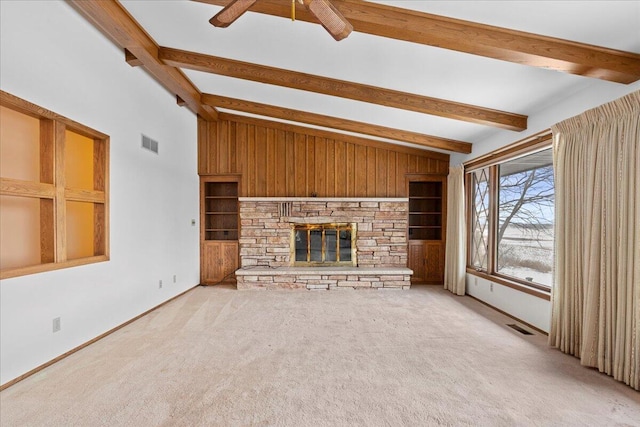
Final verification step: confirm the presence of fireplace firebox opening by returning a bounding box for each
[291,223,356,266]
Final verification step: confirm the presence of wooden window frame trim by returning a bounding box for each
[464,130,553,300]
[0,90,110,279]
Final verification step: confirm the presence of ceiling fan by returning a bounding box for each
[209,0,353,41]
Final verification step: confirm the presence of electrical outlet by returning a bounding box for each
[159,280,163,289]
[490,283,494,292]
[52,317,61,333]
[173,275,177,283]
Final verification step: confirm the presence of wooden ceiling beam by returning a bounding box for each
[194,0,640,84]
[68,0,218,121]
[124,48,142,67]
[202,93,472,153]
[160,47,527,131]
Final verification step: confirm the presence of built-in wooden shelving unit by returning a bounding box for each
[200,177,239,285]
[203,182,238,241]
[408,181,443,241]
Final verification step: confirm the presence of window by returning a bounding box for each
[470,167,490,271]
[0,90,109,279]
[292,223,355,266]
[497,152,554,287]
[466,135,553,294]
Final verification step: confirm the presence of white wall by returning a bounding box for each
[0,1,199,385]
[453,72,640,333]
[466,275,551,332]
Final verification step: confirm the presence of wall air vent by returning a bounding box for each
[141,134,159,154]
[279,202,292,217]
[507,324,534,335]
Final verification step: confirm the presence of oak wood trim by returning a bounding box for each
[465,172,475,267]
[198,173,243,181]
[218,112,450,161]
[0,255,109,280]
[54,121,67,263]
[195,0,640,84]
[67,0,218,121]
[40,120,56,263]
[0,284,198,390]
[64,188,106,203]
[466,269,551,301]
[40,199,55,264]
[487,166,498,279]
[94,203,107,256]
[160,46,527,131]
[0,90,108,140]
[94,137,110,257]
[93,139,107,192]
[202,94,472,153]
[40,120,55,184]
[0,178,56,198]
[465,129,553,171]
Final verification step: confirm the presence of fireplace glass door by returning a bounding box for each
[293,223,355,266]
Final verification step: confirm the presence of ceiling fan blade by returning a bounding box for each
[301,0,353,41]
[209,0,257,28]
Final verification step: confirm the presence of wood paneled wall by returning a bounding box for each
[198,115,449,197]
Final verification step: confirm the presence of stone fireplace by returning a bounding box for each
[235,198,413,290]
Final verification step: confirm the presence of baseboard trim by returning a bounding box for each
[467,294,549,336]
[0,285,199,391]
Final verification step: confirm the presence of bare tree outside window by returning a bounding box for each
[497,149,554,287]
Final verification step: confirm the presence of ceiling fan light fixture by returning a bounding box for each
[209,0,257,28]
[301,0,353,41]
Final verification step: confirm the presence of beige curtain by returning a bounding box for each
[444,165,466,296]
[550,90,640,390]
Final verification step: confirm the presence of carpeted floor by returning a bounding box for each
[1,285,639,426]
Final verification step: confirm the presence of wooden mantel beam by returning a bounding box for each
[202,93,472,153]
[194,0,640,84]
[67,0,218,121]
[161,47,527,131]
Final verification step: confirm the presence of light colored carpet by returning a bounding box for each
[1,285,639,426]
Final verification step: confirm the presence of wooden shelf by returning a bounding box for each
[200,177,240,285]
[1,92,109,279]
[408,181,443,241]
[203,180,238,243]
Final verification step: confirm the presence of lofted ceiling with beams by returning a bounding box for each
[70,0,640,155]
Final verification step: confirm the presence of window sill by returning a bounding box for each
[466,268,551,301]
[0,255,109,280]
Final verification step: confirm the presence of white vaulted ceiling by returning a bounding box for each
[115,0,639,154]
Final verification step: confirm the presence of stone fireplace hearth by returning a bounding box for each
[235,198,413,290]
